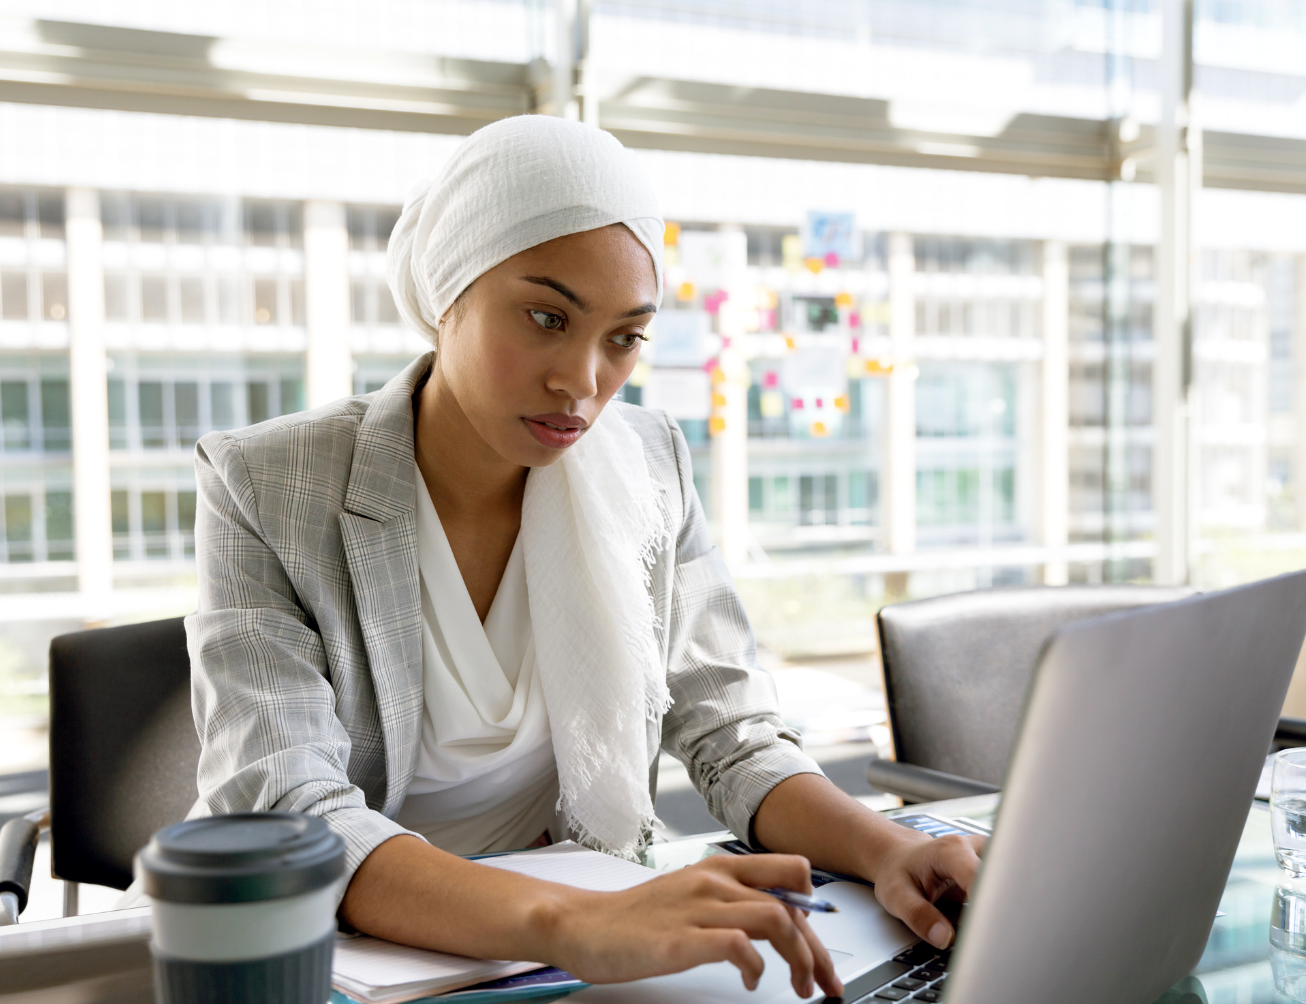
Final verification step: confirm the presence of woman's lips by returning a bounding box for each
[523,414,587,449]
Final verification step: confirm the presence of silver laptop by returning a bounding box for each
[576,570,1306,1004]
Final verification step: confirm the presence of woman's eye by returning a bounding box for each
[529,310,564,330]
[612,332,648,350]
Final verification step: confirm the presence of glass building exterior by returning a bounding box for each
[0,0,1303,612]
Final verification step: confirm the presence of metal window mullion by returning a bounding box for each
[162,374,177,450]
[127,481,142,561]
[33,483,47,563]
[166,486,179,561]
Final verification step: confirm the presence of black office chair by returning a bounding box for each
[0,617,199,924]
[866,585,1197,803]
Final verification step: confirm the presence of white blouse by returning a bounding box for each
[395,466,560,855]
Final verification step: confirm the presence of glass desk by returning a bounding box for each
[643,795,1298,1004]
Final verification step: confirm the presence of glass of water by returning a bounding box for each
[1273,882,1306,1001]
[1273,749,1306,876]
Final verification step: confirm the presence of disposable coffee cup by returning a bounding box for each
[136,812,345,1004]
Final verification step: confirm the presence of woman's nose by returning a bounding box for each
[547,344,601,401]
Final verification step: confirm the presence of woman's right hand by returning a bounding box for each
[538,853,843,999]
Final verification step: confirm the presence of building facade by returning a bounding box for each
[3,173,1303,617]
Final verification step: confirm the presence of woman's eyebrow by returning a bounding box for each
[520,276,655,319]
[521,276,588,309]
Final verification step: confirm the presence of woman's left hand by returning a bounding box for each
[869,833,986,950]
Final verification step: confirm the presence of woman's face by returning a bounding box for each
[433,224,657,468]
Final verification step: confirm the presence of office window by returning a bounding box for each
[179,277,205,323]
[45,490,73,561]
[4,494,32,562]
[290,279,305,326]
[772,476,791,515]
[798,474,839,526]
[1,272,28,320]
[100,193,132,241]
[253,279,278,324]
[918,468,980,526]
[246,201,278,247]
[217,275,242,324]
[211,381,236,428]
[848,469,876,524]
[247,381,270,424]
[107,377,127,448]
[1,380,29,450]
[35,192,63,240]
[377,285,400,325]
[352,279,402,326]
[245,200,301,249]
[175,382,199,446]
[347,206,368,250]
[749,476,764,512]
[111,489,130,560]
[0,191,24,237]
[140,491,168,558]
[139,381,166,448]
[348,204,402,252]
[351,281,368,324]
[175,200,209,244]
[141,276,169,322]
[104,273,131,320]
[40,379,70,451]
[138,197,168,243]
[279,378,304,415]
[41,273,67,321]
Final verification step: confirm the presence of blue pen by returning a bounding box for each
[762,888,838,913]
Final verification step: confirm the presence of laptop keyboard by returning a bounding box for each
[821,942,950,1003]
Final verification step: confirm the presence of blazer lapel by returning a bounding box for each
[339,352,433,817]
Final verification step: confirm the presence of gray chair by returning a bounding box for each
[867,585,1196,803]
[0,617,199,924]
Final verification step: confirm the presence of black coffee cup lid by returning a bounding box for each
[137,812,345,904]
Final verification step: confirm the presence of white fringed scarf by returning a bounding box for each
[386,115,670,857]
[521,410,672,859]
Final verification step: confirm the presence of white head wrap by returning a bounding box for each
[387,114,664,343]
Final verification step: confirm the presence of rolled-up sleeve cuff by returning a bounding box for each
[715,739,825,849]
[321,806,421,910]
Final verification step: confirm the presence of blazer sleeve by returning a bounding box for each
[657,416,824,845]
[187,431,415,902]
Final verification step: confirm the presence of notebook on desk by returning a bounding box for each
[332,841,656,1004]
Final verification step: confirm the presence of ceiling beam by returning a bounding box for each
[1,19,1304,196]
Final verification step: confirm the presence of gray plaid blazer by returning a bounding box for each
[188,352,820,888]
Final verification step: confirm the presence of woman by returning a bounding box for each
[188,115,981,998]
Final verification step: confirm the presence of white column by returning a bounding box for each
[885,232,916,557]
[1041,241,1070,585]
[575,0,598,126]
[65,187,112,599]
[303,201,352,409]
[1153,0,1196,585]
[552,0,578,119]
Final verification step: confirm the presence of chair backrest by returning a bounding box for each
[48,617,199,891]
[877,585,1196,786]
